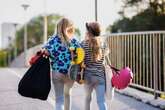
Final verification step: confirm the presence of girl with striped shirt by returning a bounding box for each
[82,22,107,110]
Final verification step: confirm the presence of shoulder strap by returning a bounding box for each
[103,48,111,65]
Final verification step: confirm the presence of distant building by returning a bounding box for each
[0,22,20,49]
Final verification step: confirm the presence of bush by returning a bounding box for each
[0,50,8,67]
[109,8,165,33]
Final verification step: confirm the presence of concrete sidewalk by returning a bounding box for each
[117,87,165,109]
[0,68,53,110]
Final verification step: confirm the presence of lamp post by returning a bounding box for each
[95,0,98,21]
[43,0,48,43]
[13,23,17,58]
[21,4,29,66]
[44,15,48,43]
[7,36,12,65]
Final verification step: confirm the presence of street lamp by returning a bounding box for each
[7,36,12,65]
[95,0,98,21]
[21,4,29,66]
[43,0,48,43]
[13,23,18,58]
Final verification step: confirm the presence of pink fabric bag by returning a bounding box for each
[111,66,133,90]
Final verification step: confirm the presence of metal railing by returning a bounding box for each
[106,31,165,98]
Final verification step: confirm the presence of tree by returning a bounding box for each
[16,14,62,53]
[107,0,165,33]
[75,28,81,40]
[121,0,165,16]
[16,14,81,54]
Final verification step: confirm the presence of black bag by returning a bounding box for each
[18,56,51,100]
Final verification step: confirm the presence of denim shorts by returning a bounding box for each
[84,68,105,85]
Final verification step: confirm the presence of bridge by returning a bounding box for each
[0,31,165,110]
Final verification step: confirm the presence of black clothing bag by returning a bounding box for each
[18,56,51,100]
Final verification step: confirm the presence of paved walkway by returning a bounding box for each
[0,68,162,110]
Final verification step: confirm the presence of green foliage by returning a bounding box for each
[109,17,132,32]
[0,50,8,67]
[16,14,62,54]
[122,0,165,14]
[75,28,81,40]
[108,6,165,33]
[16,28,24,53]
[123,0,143,7]
[16,14,81,55]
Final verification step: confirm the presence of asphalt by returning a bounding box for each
[0,68,162,110]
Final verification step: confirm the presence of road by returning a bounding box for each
[0,68,162,110]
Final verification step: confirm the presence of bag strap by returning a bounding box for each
[103,50,120,74]
[103,47,111,65]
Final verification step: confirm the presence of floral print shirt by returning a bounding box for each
[43,35,81,74]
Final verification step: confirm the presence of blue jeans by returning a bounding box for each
[52,72,74,110]
[84,84,107,110]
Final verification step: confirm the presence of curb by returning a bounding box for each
[116,87,165,110]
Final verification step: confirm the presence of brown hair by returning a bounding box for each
[86,22,102,62]
[56,17,74,44]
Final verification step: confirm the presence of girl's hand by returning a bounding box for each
[41,48,49,58]
[104,47,110,56]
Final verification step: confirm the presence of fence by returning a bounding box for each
[106,31,165,98]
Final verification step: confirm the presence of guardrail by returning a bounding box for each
[106,31,165,99]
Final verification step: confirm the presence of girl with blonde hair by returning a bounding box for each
[43,17,81,110]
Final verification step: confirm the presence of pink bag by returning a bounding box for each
[110,66,133,90]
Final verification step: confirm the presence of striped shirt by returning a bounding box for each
[81,41,105,81]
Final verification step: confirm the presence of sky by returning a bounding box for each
[0,0,123,35]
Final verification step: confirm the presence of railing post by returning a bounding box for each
[135,35,139,84]
[150,34,153,89]
[163,33,165,92]
[153,34,158,99]
[139,34,142,85]
[146,35,149,87]
[142,34,145,86]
